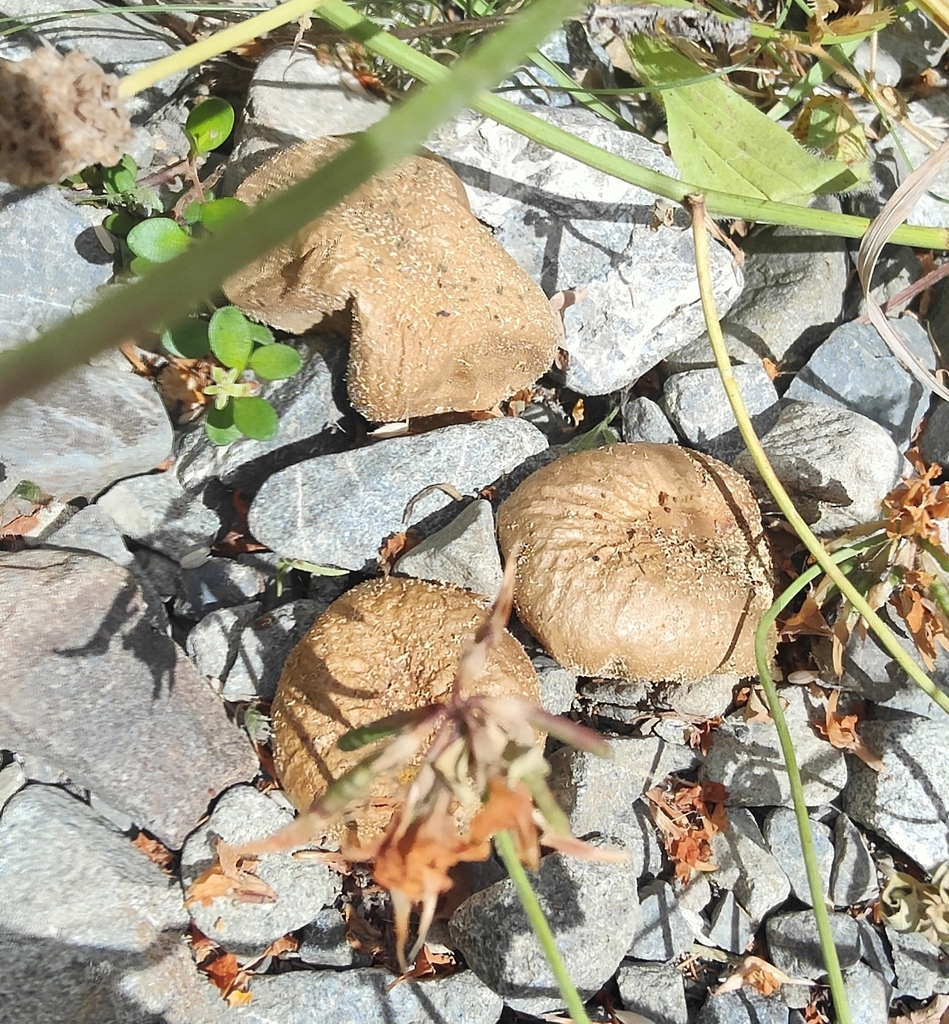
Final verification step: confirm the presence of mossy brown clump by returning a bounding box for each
[497,443,776,682]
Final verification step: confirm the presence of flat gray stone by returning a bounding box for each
[627,879,692,961]
[621,395,678,444]
[707,891,754,955]
[785,319,936,447]
[649,673,738,720]
[703,686,848,807]
[180,785,340,956]
[0,549,257,847]
[920,400,949,469]
[449,841,639,1016]
[97,471,221,563]
[696,989,790,1024]
[173,558,266,621]
[395,499,502,597]
[249,418,547,570]
[662,363,780,463]
[533,653,577,715]
[868,8,948,77]
[888,926,949,998]
[634,797,668,878]
[616,961,688,1024]
[842,962,891,1024]
[579,678,648,708]
[856,918,896,988]
[733,401,903,535]
[844,718,949,871]
[427,108,742,395]
[0,760,26,811]
[766,910,861,981]
[709,807,790,926]
[42,504,136,570]
[763,807,833,906]
[0,785,186,949]
[186,603,263,684]
[298,907,372,968]
[0,350,173,503]
[830,814,878,907]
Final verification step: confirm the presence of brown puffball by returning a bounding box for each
[271,576,540,843]
[496,444,775,682]
[223,137,561,424]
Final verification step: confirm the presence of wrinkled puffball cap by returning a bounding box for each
[272,576,540,842]
[0,48,131,187]
[497,443,775,683]
[224,137,561,423]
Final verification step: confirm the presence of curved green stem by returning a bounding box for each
[493,830,591,1024]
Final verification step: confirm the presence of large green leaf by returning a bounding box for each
[627,37,850,205]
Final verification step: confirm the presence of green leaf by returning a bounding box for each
[232,396,279,440]
[247,322,275,346]
[792,95,869,194]
[185,97,236,156]
[208,306,254,370]
[337,708,436,752]
[102,154,138,195]
[205,401,242,446]
[194,196,248,233]
[161,318,210,358]
[103,210,136,238]
[626,37,848,204]
[248,342,303,380]
[126,218,191,263]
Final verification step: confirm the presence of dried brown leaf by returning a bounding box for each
[715,955,811,996]
[815,690,885,772]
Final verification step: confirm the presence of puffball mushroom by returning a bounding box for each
[271,576,540,843]
[496,443,775,682]
[224,137,561,423]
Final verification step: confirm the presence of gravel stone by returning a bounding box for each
[842,962,891,1024]
[844,718,949,871]
[616,961,689,1024]
[533,653,577,715]
[0,549,256,847]
[662,363,780,462]
[887,926,949,998]
[249,418,547,570]
[763,807,833,906]
[621,395,679,444]
[703,687,848,807]
[627,879,692,961]
[298,907,372,967]
[395,499,503,597]
[42,504,136,570]
[0,760,26,812]
[649,673,738,720]
[186,603,263,684]
[449,841,639,1016]
[180,785,340,956]
[696,989,791,1024]
[830,814,879,907]
[733,401,903,535]
[856,918,896,988]
[707,891,754,954]
[578,678,649,708]
[919,400,949,471]
[766,910,861,981]
[173,558,266,621]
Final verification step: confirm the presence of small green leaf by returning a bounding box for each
[182,201,204,226]
[247,322,275,346]
[209,306,254,370]
[248,343,303,380]
[232,396,279,440]
[102,154,138,195]
[205,402,242,446]
[103,210,136,238]
[126,218,191,263]
[185,97,236,156]
[337,708,436,752]
[194,196,248,233]
[12,480,44,502]
[161,318,210,358]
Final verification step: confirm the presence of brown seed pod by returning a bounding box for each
[223,137,561,423]
[496,443,776,682]
[271,576,540,843]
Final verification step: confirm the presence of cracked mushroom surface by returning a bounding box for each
[497,443,775,683]
[223,137,561,423]
[271,576,540,843]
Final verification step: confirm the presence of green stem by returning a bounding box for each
[493,829,591,1024]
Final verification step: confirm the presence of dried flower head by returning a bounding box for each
[0,47,132,187]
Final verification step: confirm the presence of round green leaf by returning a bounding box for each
[248,343,303,380]
[195,196,248,233]
[161,318,210,358]
[209,306,254,370]
[247,321,275,346]
[103,210,136,238]
[126,218,191,264]
[205,402,242,446]
[185,97,236,156]
[103,154,138,195]
[232,396,279,440]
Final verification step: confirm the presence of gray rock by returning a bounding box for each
[449,841,639,1015]
[662,363,780,463]
[185,602,263,684]
[709,807,791,926]
[920,400,949,470]
[703,686,848,807]
[0,760,26,812]
[707,891,754,954]
[42,504,136,570]
[887,926,949,998]
[0,186,112,353]
[180,785,339,956]
[867,8,948,77]
[696,989,790,1024]
[852,37,900,86]
[173,558,266,621]
[395,499,502,597]
[649,673,738,720]
[298,907,372,968]
[830,814,878,907]
[766,910,861,981]
[616,961,688,1024]
[763,807,833,907]
[856,918,896,988]
[0,785,186,948]
[734,401,904,535]
[635,797,668,879]
[249,418,547,570]
[579,677,648,708]
[668,199,847,372]
[621,395,678,444]
[88,791,137,833]
[675,871,712,914]
[97,471,221,563]
[175,340,347,494]
[0,549,257,847]
[784,319,936,447]
[533,653,577,716]
[627,879,692,961]
[844,718,949,871]
[0,349,173,504]
[426,108,742,395]
[842,962,891,1024]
